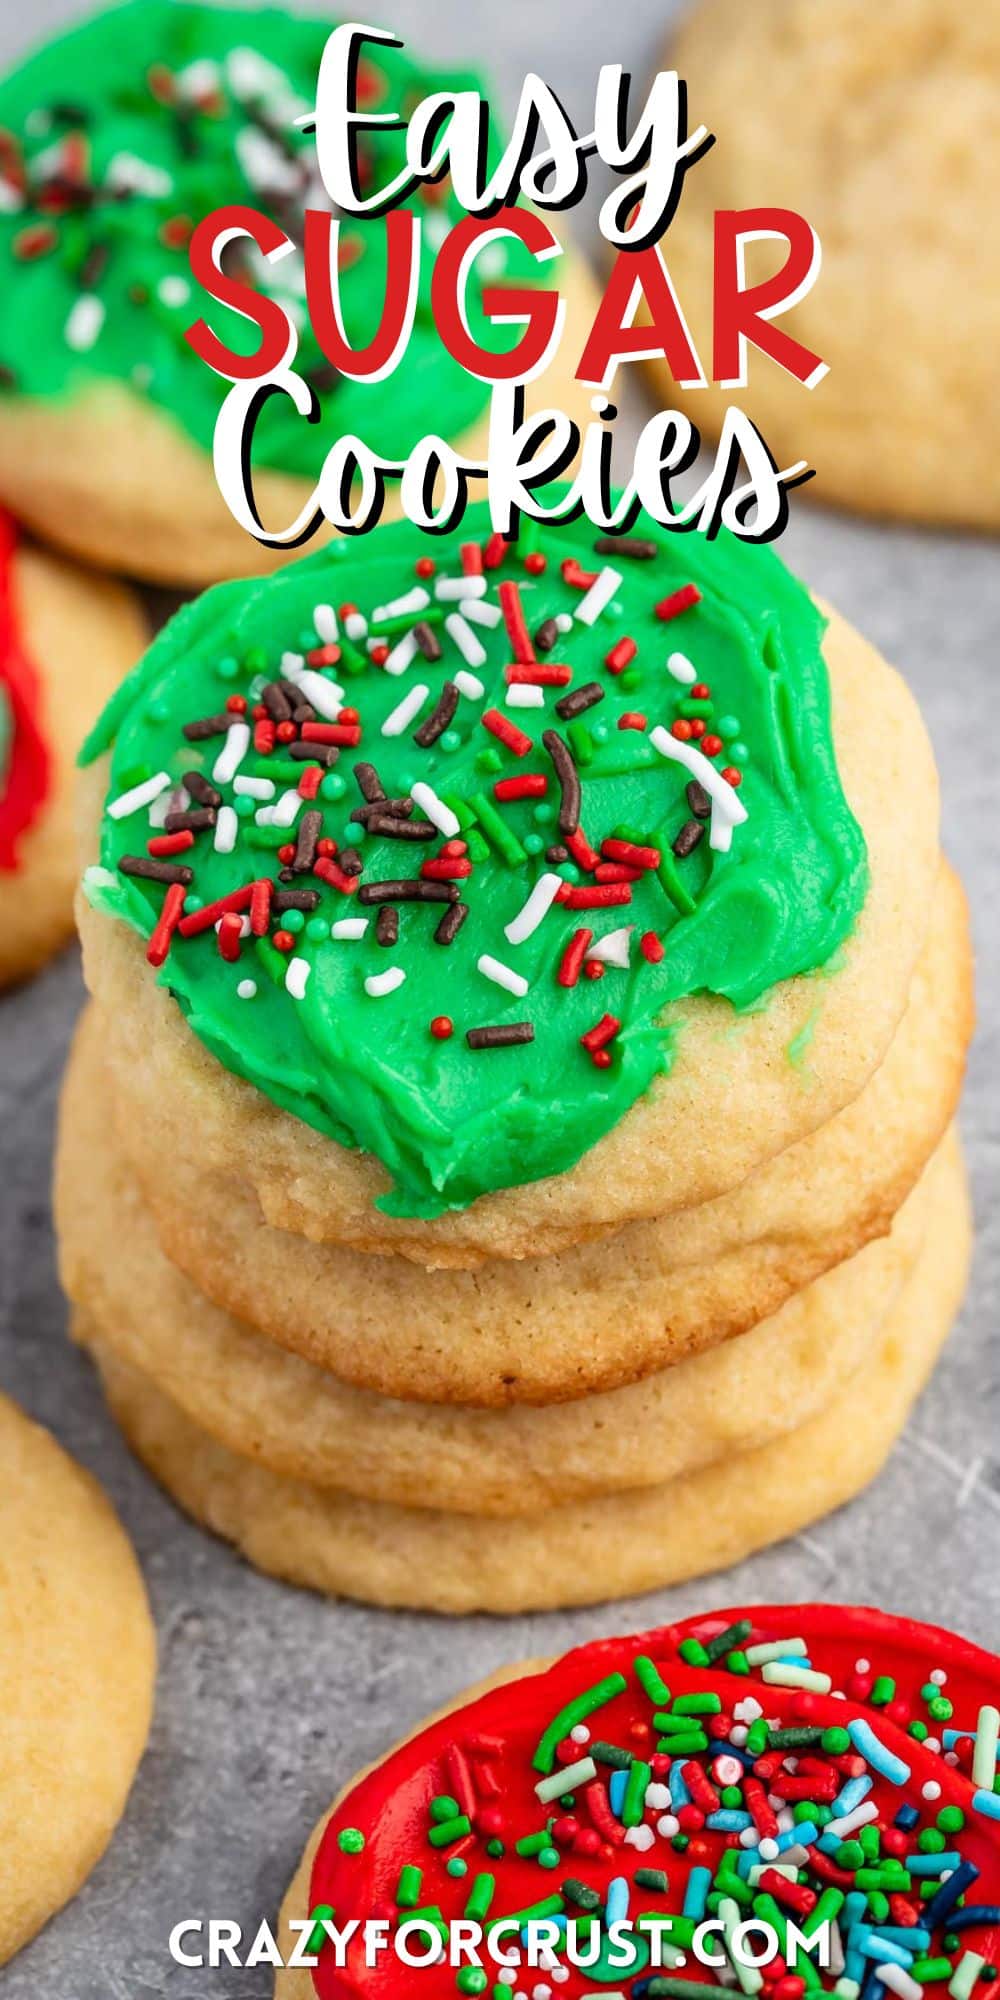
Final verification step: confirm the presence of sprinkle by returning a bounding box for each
[574,566,622,626]
[498,579,536,663]
[217,911,244,961]
[847,1719,911,1785]
[558,929,593,989]
[972,1707,1000,1789]
[950,1955,987,2000]
[495,774,547,803]
[360,879,458,906]
[178,885,254,937]
[435,902,469,944]
[667,652,698,685]
[212,722,251,786]
[483,709,533,757]
[507,686,545,709]
[555,682,605,722]
[436,574,485,601]
[466,1022,534,1050]
[649,725,748,852]
[656,584,702,622]
[602,838,660,871]
[65,293,105,351]
[108,771,173,820]
[410,782,460,839]
[586,926,633,969]
[972,1790,1000,1822]
[365,967,406,998]
[331,917,368,940]
[383,630,421,677]
[879,1969,923,2000]
[445,613,487,668]
[459,597,502,629]
[236,979,257,999]
[413,621,443,662]
[595,536,658,560]
[478,953,529,999]
[561,882,632,910]
[372,587,430,624]
[453,669,486,702]
[214,805,238,854]
[535,1759,597,1804]
[146,882,187,967]
[504,873,563,945]
[580,1012,621,1054]
[762,1663,832,1695]
[313,604,338,643]
[542,730,581,836]
[605,637,637,675]
[286,668,345,719]
[382,684,430,737]
[285,956,311,999]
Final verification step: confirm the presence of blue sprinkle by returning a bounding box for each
[949,1906,1000,1934]
[609,1768,628,1818]
[683,1867,712,1921]
[921,1860,980,1929]
[777,1821,818,1851]
[834,1775,874,1817]
[894,1805,921,1831]
[708,1738,754,1769]
[905,1852,962,1876]
[669,1760,691,1809]
[852,1931,915,1969]
[706,1811,753,1833]
[848,1718,912,1785]
[973,1789,1000,1821]
[605,1876,629,1928]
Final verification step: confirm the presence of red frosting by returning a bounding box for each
[308,1603,1000,1999]
[0,508,51,870]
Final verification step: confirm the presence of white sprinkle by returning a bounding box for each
[313,604,338,644]
[555,613,573,635]
[734,1697,764,1724]
[454,670,485,701]
[646,1783,671,1811]
[930,1669,948,1687]
[0,177,25,213]
[236,125,302,196]
[825,1802,879,1838]
[922,1779,943,1801]
[667,651,697,685]
[236,979,257,1000]
[878,1966,923,2000]
[285,957,311,1001]
[157,275,190,308]
[233,775,275,800]
[649,725,748,853]
[570,1725,591,1745]
[148,783,188,828]
[504,872,562,946]
[65,294,105,352]
[214,805,238,854]
[382,685,430,738]
[574,565,621,627]
[106,151,173,198]
[212,722,250,786]
[383,629,420,678]
[372,587,429,624]
[656,1814,680,1839]
[287,667,344,719]
[761,1662,832,1695]
[586,926,633,969]
[272,788,303,828]
[460,597,502,629]
[331,918,368,940]
[178,57,222,100]
[410,781,459,839]
[437,574,486,602]
[854,1658,871,1675]
[506,685,544,709]
[624,1824,656,1852]
[107,771,172,820]
[365,967,406,998]
[344,610,368,642]
[477,953,529,999]
[973,1705,1000,1789]
[445,613,487,669]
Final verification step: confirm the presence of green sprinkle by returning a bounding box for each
[428,1815,472,1848]
[337,1828,364,1855]
[469,793,527,868]
[431,1795,461,1823]
[635,1868,670,1894]
[634,1655,672,1706]
[464,1875,495,1923]
[456,1970,487,1996]
[447,1857,468,1878]
[396,1865,422,1909]
[704,1619,753,1663]
[304,1906,334,1957]
[623,1759,652,1828]
[532,1672,628,1775]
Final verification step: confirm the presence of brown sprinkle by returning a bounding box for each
[119,855,194,886]
[686,779,712,820]
[555,682,604,722]
[466,1022,534,1050]
[672,818,705,858]
[375,906,399,947]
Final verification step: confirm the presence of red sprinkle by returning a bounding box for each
[13,224,58,261]
[561,883,633,910]
[217,911,244,962]
[249,880,273,938]
[581,1012,621,1053]
[297,765,323,799]
[147,830,194,857]
[482,532,507,571]
[565,826,600,872]
[505,662,572,687]
[640,931,665,965]
[481,708,533,757]
[498,580,536,665]
[691,682,711,699]
[523,552,547,575]
[254,719,275,755]
[618,712,647,731]
[302,721,362,747]
[369,643,390,667]
[430,1015,454,1040]
[421,857,473,881]
[702,733,723,757]
[723,766,743,787]
[272,929,295,953]
[178,884,254,938]
[306,643,341,668]
[595,862,642,884]
[494,773,548,803]
[604,637,637,676]
[225,694,248,713]
[561,557,599,591]
[602,837,661,870]
[584,959,605,980]
[557,928,593,989]
[656,582,702,622]
[145,882,186,968]
[671,719,694,741]
[415,556,435,578]
[313,855,358,895]
[461,542,484,577]
[275,720,297,744]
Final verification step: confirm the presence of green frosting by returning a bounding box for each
[81,502,868,1217]
[0,0,526,472]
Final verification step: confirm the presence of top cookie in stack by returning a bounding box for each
[61,503,970,1609]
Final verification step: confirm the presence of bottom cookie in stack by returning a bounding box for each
[56,1006,971,1614]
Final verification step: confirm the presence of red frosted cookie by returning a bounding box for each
[277,1604,1000,1999]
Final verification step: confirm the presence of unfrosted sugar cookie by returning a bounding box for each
[82,1131,970,1611]
[0,1393,155,1966]
[0,508,144,987]
[77,503,940,1263]
[0,1,598,584]
[654,0,1000,529]
[275,1599,1000,1998]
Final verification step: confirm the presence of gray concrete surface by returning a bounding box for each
[0,1,997,1993]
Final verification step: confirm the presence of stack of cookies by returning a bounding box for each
[55,505,973,1613]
